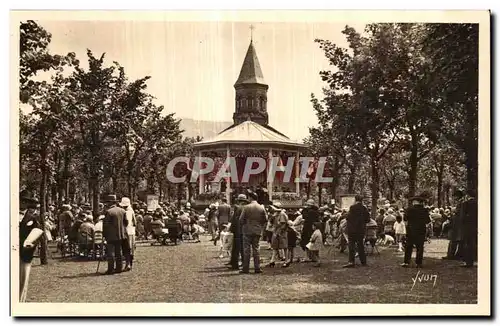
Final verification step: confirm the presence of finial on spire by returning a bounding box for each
[250,24,255,42]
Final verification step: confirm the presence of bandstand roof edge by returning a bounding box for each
[192,120,308,150]
[193,141,308,151]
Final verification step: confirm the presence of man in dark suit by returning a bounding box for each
[19,190,44,302]
[228,194,248,270]
[102,194,128,274]
[401,195,431,268]
[239,191,267,274]
[461,191,477,268]
[343,195,370,268]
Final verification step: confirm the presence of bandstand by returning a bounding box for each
[192,38,307,206]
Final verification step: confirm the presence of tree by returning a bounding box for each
[422,23,478,196]
[19,21,78,265]
[387,24,439,197]
[20,72,75,265]
[379,150,407,201]
[20,20,77,104]
[315,24,405,217]
[66,50,128,216]
[419,143,465,206]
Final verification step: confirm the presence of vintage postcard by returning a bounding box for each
[10,10,490,316]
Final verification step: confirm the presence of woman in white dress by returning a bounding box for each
[119,197,136,271]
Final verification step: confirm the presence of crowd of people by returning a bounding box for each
[18,186,477,301]
[37,187,478,274]
[205,189,478,274]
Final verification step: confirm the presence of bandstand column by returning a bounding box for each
[267,148,273,200]
[226,146,231,203]
[198,150,204,195]
[295,150,300,195]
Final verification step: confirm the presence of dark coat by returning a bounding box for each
[461,198,478,240]
[346,202,370,235]
[300,205,320,248]
[230,204,244,236]
[103,205,128,242]
[19,210,42,263]
[217,203,232,224]
[406,204,431,237]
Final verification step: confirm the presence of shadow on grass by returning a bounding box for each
[59,272,105,279]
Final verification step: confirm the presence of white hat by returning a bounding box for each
[186,202,191,208]
[119,197,131,207]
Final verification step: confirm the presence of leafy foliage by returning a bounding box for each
[308,23,477,213]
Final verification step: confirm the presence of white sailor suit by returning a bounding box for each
[19,209,42,302]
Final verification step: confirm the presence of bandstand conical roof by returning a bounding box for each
[193,120,306,149]
[234,41,267,86]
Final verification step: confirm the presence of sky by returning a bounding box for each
[37,20,366,140]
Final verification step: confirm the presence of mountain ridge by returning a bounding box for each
[179,118,232,140]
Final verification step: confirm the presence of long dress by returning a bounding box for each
[300,206,319,250]
[125,207,136,256]
[271,211,288,250]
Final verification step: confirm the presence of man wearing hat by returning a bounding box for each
[228,194,248,270]
[102,194,128,274]
[19,190,43,302]
[343,195,370,268]
[401,195,431,268]
[239,191,267,274]
[59,204,74,237]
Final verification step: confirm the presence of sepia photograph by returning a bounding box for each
[10,10,490,316]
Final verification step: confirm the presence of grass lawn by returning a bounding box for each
[26,237,477,303]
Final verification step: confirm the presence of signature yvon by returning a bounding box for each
[411,270,437,291]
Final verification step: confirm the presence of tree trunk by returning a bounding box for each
[330,177,338,202]
[318,183,323,206]
[437,155,444,207]
[306,179,312,199]
[408,137,418,198]
[177,183,182,208]
[465,144,478,197]
[57,180,64,206]
[370,154,379,219]
[444,184,451,206]
[187,182,192,202]
[62,152,70,204]
[38,151,49,265]
[347,159,359,194]
[127,167,133,199]
[388,180,395,201]
[111,166,118,194]
[90,150,100,217]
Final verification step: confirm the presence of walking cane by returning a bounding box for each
[96,258,101,274]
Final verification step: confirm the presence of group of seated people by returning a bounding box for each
[45,200,208,256]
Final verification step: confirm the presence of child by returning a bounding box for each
[190,222,202,243]
[393,215,406,251]
[283,220,299,268]
[218,224,233,258]
[306,222,323,267]
[377,233,395,246]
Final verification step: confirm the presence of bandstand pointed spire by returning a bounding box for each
[234,27,266,86]
[233,25,269,126]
